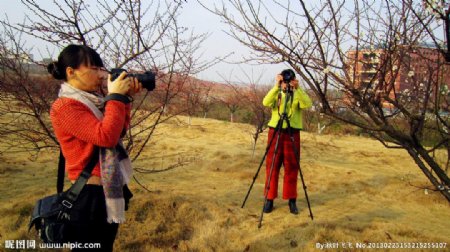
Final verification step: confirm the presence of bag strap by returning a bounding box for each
[57,150,65,193]
[57,146,100,209]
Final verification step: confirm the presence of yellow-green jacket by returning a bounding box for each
[262,86,312,129]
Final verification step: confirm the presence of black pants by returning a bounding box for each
[65,185,119,251]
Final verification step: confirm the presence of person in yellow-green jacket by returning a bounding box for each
[262,69,312,214]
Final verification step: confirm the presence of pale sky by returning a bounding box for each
[0,1,285,84]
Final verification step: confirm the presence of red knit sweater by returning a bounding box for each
[50,98,131,180]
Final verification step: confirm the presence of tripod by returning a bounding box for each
[241,84,313,228]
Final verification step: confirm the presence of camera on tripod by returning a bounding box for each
[281,69,296,83]
[110,68,156,91]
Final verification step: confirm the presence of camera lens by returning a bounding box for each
[281,69,295,82]
[110,68,156,91]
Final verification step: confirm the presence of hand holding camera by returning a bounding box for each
[276,69,299,91]
[127,78,143,96]
[110,68,155,91]
[107,71,144,97]
[290,79,299,89]
[107,71,131,95]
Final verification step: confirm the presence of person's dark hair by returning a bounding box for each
[47,44,104,80]
[281,69,296,82]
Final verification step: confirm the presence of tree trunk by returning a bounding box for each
[446,146,449,174]
[318,122,326,134]
[415,144,450,187]
[252,134,259,158]
[406,146,450,202]
[230,112,234,123]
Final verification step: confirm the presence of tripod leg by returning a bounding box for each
[241,125,279,208]
[286,120,314,220]
[258,126,283,228]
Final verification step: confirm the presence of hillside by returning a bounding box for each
[0,116,449,251]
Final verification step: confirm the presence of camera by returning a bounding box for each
[110,68,156,91]
[281,69,296,83]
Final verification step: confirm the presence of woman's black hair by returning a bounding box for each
[47,44,104,80]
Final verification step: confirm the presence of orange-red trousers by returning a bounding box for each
[264,127,300,200]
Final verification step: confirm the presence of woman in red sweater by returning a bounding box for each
[48,44,142,251]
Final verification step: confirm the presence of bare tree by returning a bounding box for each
[197,81,215,118]
[203,0,450,201]
[179,77,213,125]
[0,30,59,157]
[218,81,242,123]
[242,82,271,157]
[234,70,271,157]
[0,1,216,166]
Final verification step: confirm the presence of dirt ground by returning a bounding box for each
[0,116,449,251]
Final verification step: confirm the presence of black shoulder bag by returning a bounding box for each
[28,147,99,243]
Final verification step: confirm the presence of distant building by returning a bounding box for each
[41,58,53,65]
[0,48,47,74]
[5,52,33,63]
[346,44,450,110]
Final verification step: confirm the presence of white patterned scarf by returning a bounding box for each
[59,83,132,223]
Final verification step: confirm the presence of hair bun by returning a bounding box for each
[47,61,64,80]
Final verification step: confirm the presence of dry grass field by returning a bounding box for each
[0,116,449,251]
